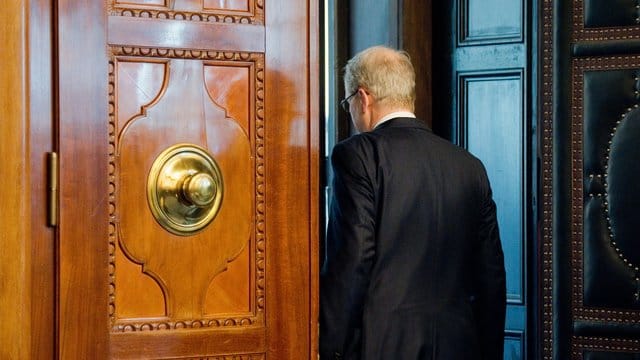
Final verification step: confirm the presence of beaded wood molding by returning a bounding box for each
[108,0,264,25]
[108,48,266,332]
[110,47,262,61]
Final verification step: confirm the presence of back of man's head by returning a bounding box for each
[343,46,416,112]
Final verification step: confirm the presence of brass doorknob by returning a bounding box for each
[181,173,217,207]
[147,144,223,236]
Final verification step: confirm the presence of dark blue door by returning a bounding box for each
[433,0,538,359]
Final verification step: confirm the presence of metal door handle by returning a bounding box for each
[147,144,223,236]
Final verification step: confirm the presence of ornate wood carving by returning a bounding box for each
[108,48,265,332]
[109,0,264,25]
[57,0,317,357]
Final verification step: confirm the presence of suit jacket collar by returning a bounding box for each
[373,117,432,132]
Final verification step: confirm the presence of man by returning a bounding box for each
[320,46,506,360]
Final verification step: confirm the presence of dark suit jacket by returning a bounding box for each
[320,118,506,360]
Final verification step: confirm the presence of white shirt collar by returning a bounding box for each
[373,111,416,129]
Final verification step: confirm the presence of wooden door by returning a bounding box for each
[57,1,318,358]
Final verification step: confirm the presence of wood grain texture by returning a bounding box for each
[204,0,251,11]
[108,16,265,52]
[28,0,56,358]
[57,0,110,358]
[264,0,319,358]
[114,0,259,19]
[5,0,319,356]
[124,0,255,12]
[109,54,262,331]
[110,327,266,358]
[402,0,432,125]
[57,0,318,357]
[1,0,55,358]
[309,0,320,357]
[116,58,252,320]
[0,1,32,358]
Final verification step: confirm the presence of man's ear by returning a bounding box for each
[357,88,370,112]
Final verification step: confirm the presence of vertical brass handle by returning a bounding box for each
[147,144,223,236]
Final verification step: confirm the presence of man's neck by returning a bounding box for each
[371,109,416,130]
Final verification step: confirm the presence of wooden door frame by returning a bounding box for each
[1,0,55,359]
[0,1,32,356]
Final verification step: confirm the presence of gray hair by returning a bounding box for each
[343,46,416,111]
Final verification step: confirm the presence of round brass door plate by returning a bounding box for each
[147,144,223,236]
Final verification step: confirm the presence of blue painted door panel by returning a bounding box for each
[433,0,537,358]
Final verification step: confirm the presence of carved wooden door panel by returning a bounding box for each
[57,1,318,358]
